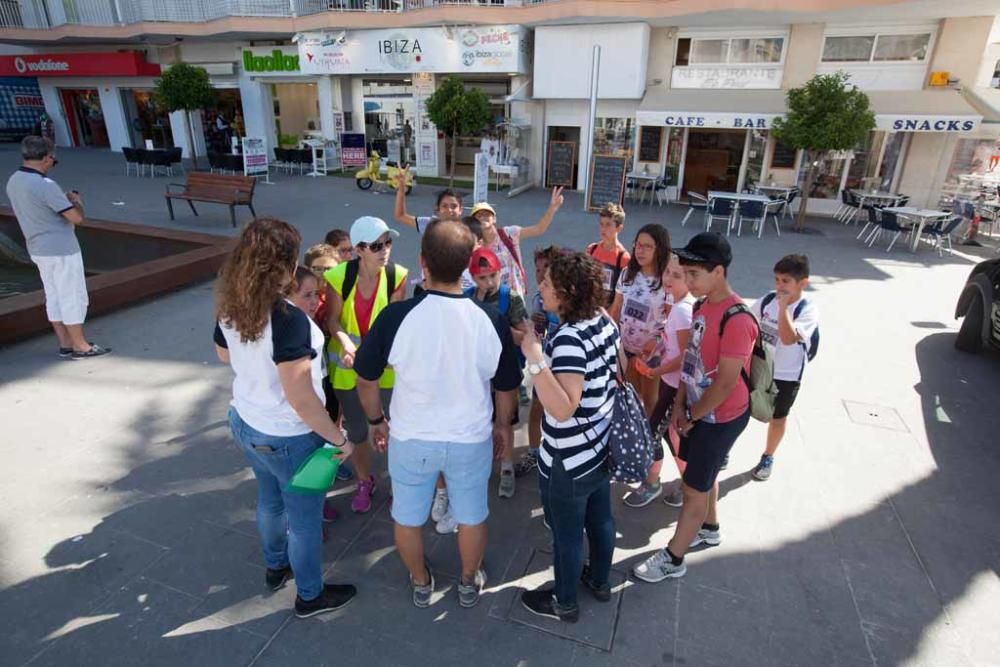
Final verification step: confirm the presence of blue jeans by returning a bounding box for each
[228,408,325,601]
[539,456,616,608]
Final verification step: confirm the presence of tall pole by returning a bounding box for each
[583,45,600,211]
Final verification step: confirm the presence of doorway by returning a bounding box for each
[546,125,581,189]
[59,89,108,148]
[682,129,745,196]
[121,90,173,149]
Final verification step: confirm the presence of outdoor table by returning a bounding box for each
[708,191,772,203]
[850,189,905,207]
[883,206,951,252]
[755,184,795,197]
[628,172,658,206]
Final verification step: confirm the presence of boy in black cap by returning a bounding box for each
[633,232,758,582]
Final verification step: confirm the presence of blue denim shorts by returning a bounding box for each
[388,437,492,527]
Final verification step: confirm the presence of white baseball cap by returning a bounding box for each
[350,216,399,246]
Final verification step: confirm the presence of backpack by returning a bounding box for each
[342,259,397,304]
[760,292,820,363]
[463,283,510,315]
[577,321,655,483]
[696,300,778,423]
[496,227,527,290]
[587,243,626,304]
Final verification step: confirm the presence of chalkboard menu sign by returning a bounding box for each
[638,126,663,163]
[587,154,628,212]
[771,140,797,169]
[547,141,576,187]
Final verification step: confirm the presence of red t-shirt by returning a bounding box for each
[354,274,380,337]
[680,293,757,424]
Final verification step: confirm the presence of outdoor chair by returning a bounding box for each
[842,190,863,225]
[135,149,155,178]
[680,193,708,227]
[167,147,183,174]
[868,210,910,251]
[147,150,176,177]
[207,152,225,174]
[858,206,881,241]
[736,200,764,237]
[836,189,856,222]
[706,197,735,235]
[653,178,669,207]
[122,147,143,177]
[224,154,244,175]
[773,188,799,220]
[920,215,963,256]
[295,149,314,174]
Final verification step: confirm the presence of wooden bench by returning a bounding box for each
[165,172,257,228]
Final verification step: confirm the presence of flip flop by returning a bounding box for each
[72,344,112,359]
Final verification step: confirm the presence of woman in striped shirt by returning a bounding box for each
[519,251,620,623]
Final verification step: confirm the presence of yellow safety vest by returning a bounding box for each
[325,261,408,390]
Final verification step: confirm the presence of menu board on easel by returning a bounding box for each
[637,126,663,163]
[546,141,576,188]
[587,154,628,212]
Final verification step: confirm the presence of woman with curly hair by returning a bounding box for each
[214,217,357,619]
[518,251,621,623]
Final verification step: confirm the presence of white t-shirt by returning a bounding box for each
[615,271,669,354]
[751,293,820,382]
[656,294,695,388]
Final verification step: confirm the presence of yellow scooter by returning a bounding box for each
[355,151,414,194]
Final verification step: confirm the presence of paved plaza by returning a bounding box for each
[1,145,999,667]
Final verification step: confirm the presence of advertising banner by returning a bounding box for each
[242,137,269,176]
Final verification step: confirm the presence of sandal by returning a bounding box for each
[72,344,112,359]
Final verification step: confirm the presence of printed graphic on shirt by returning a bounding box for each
[680,314,716,421]
[616,272,668,353]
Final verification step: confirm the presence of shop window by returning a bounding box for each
[676,36,784,66]
[822,33,930,63]
[770,140,797,169]
[938,137,1000,207]
[844,132,884,192]
[593,117,635,157]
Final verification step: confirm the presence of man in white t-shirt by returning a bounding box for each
[750,254,820,481]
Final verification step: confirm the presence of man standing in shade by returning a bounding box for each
[354,220,521,610]
[5,136,109,358]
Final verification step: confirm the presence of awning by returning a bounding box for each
[962,87,1000,124]
[866,90,981,132]
[636,88,786,130]
[637,87,982,133]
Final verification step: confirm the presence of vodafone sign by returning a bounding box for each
[0,52,161,78]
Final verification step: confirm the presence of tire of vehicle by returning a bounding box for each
[955,291,984,353]
[356,178,373,190]
[405,185,413,195]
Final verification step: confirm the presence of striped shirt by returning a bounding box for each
[539,313,620,480]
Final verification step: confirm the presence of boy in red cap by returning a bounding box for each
[466,246,529,499]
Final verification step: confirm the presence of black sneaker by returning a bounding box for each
[580,565,611,602]
[520,588,579,623]
[513,450,539,478]
[294,583,357,618]
[58,347,73,359]
[265,566,293,591]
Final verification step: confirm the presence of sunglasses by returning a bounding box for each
[360,238,393,253]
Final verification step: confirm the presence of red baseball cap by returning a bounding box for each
[469,247,502,276]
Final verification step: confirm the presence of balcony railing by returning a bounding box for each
[0,0,543,28]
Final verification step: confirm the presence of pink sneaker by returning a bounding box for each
[351,475,376,513]
[322,499,339,523]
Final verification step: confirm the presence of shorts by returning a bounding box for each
[388,437,492,527]
[649,384,678,461]
[334,387,392,444]
[772,380,801,420]
[32,252,88,325]
[679,409,750,492]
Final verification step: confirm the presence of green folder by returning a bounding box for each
[286,444,342,494]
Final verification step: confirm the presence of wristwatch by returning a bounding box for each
[526,359,548,376]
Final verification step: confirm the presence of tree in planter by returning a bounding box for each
[424,76,492,187]
[771,72,875,231]
[154,63,216,170]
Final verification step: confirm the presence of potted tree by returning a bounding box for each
[154,63,216,170]
[424,76,491,187]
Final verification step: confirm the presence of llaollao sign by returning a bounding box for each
[241,47,300,76]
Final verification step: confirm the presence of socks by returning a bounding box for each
[666,546,684,567]
[702,522,719,532]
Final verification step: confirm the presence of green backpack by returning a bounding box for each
[706,301,778,423]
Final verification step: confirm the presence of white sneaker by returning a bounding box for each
[689,528,721,548]
[633,549,686,583]
[431,489,449,523]
[498,468,515,498]
[435,511,458,534]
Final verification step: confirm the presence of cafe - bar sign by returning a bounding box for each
[635,110,780,129]
[297,26,528,75]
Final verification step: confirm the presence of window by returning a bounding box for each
[676,37,784,66]
[821,33,931,63]
[770,140,797,169]
[873,34,931,62]
[822,36,875,62]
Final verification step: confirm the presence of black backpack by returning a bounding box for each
[760,292,820,362]
[342,259,397,303]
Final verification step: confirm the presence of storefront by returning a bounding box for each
[286,25,530,178]
[0,51,162,151]
[0,75,45,141]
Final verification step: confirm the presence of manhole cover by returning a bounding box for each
[842,400,909,432]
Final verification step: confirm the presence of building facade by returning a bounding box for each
[1,0,998,209]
